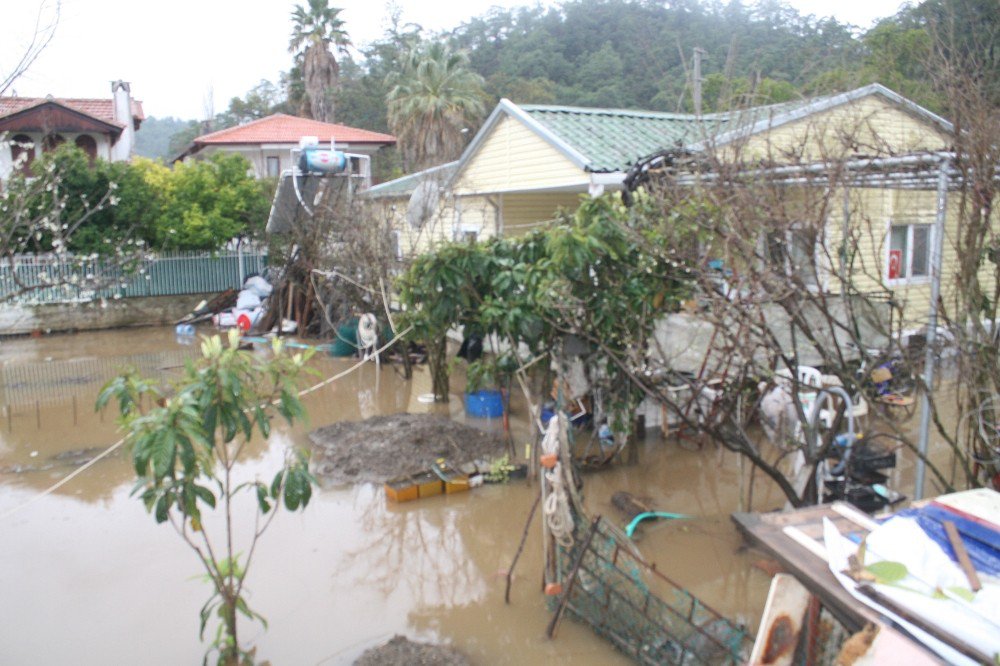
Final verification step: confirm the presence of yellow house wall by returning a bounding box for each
[374,194,504,259]
[374,190,586,259]
[500,192,583,237]
[736,95,951,162]
[454,115,590,195]
[822,186,998,334]
[721,180,988,337]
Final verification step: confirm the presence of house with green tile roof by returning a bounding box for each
[370,83,956,307]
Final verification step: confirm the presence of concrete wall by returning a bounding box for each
[0,294,209,337]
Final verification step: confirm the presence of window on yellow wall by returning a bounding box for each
[888,223,930,281]
[764,228,819,288]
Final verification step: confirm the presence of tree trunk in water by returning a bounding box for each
[428,335,449,402]
[223,595,239,665]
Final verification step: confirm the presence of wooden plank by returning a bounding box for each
[733,508,959,663]
[942,520,982,592]
[733,510,878,632]
[832,501,881,531]
[782,525,829,561]
[749,574,812,666]
[856,584,994,664]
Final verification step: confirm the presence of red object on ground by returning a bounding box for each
[237,313,251,332]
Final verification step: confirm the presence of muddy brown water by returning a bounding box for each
[0,328,961,664]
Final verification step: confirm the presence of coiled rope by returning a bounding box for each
[541,415,574,547]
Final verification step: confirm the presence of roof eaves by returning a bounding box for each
[862,82,954,134]
[504,100,592,170]
[445,103,509,189]
[0,99,124,134]
[688,83,954,152]
[447,99,592,189]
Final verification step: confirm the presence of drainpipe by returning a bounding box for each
[914,158,949,500]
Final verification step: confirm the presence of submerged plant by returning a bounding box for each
[485,454,516,483]
[98,331,316,664]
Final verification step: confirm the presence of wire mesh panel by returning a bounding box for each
[554,517,753,664]
[0,350,197,408]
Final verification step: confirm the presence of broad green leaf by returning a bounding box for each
[935,586,976,602]
[866,560,908,584]
[193,485,216,509]
[256,483,272,514]
[154,493,171,523]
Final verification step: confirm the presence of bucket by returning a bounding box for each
[465,389,504,418]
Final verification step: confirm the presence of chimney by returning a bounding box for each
[110,80,135,161]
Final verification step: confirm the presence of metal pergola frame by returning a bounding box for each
[625,149,998,499]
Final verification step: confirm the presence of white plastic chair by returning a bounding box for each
[772,366,822,445]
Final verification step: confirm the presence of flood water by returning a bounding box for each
[0,327,959,664]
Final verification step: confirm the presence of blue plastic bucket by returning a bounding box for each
[465,389,504,418]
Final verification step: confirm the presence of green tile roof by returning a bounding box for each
[517,92,860,172]
[520,105,730,172]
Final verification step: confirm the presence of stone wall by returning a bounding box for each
[0,294,209,337]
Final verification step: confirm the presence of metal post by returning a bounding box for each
[915,160,949,499]
[841,186,850,297]
[237,240,245,287]
[693,48,705,117]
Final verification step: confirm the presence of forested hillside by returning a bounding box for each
[157,0,992,165]
[134,116,198,160]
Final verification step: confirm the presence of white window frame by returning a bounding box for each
[265,156,280,177]
[885,219,933,286]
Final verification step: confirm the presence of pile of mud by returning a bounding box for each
[308,413,507,485]
[354,635,469,665]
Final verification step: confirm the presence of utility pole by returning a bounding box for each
[693,47,706,116]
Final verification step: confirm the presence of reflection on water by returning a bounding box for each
[5,327,962,663]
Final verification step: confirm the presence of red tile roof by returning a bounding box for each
[194,113,395,146]
[0,96,145,126]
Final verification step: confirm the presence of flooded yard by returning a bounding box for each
[0,327,952,664]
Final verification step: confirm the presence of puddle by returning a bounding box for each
[0,327,961,663]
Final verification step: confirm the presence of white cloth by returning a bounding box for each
[824,516,1000,665]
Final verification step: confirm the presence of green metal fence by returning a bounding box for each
[1,249,269,305]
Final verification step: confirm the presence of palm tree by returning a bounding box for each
[288,0,351,122]
[386,43,486,171]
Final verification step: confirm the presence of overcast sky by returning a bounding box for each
[2,0,912,121]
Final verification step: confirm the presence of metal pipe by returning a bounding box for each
[914,159,949,499]
[808,385,856,499]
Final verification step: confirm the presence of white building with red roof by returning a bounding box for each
[0,81,144,183]
[174,113,396,179]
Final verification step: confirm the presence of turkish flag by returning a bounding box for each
[888,249,902,279]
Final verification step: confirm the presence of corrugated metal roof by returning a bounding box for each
[366,161,459,198]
